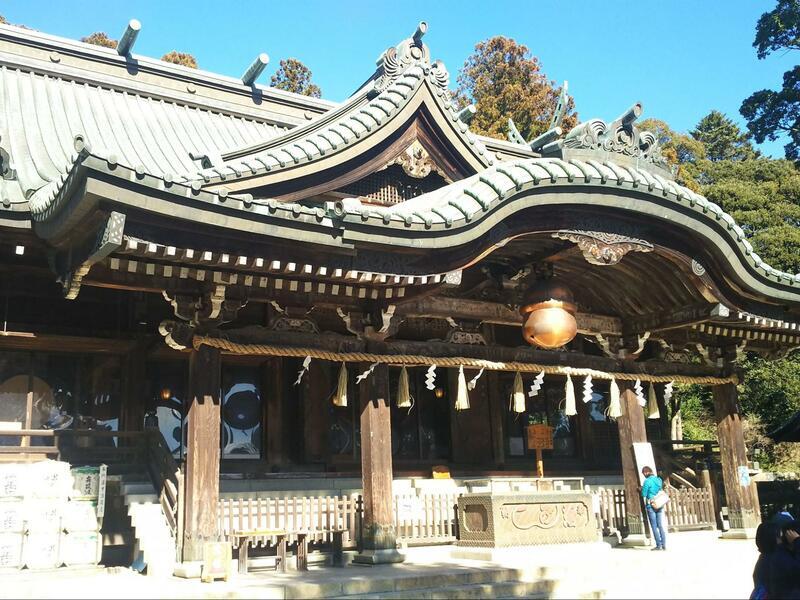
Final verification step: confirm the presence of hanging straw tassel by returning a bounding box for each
[564,375,577,416]
[647,382,660,419]
[511,371,526,413]
[332,362,348,407]
[454,365,470,411]
[607,378,622,418]
[397,366,412,409]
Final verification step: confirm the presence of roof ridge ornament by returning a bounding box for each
[371,22,450,97]
[544,102,674,178]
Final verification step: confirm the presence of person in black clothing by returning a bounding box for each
[751,522,781,600]
[769,519,800,599]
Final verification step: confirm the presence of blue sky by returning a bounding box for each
[3,1,794,157]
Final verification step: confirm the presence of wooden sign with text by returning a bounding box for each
[526,425,554,450]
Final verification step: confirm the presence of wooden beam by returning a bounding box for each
[616,381,648,540]
[0,331,135,354]
[353,362,403,565]
[624,302,729,335]
[713,383,760,534]
[182,344,222,562]
[395,296,623,336]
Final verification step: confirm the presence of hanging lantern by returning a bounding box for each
[160,388,172,401]
[333,362,348,407]
[519,279,578,349]
[434,387,445,399]
[396,366,412,409]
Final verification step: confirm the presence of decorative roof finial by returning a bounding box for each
[543,101,674,178]
[549,81,569,130]
[413,22,428,44]
[117,19,141,56]
[241,53,270,86]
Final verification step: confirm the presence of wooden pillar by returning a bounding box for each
[182,344,221,562]
[353,363,403,564]
[303,361,330,465]
[486,371,505,467]
[713,383,760,535]
[263,357,285,466]
[120,338,147,432]
[616,381,648,541]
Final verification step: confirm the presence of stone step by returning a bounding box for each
[123,482,156,495]
[344,579,554,599]
[125,493,159,505]
[282,567,527,599]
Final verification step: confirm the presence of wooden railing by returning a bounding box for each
[597,488,628,535]
[597,486,717,535]
[393,493,458,545]
[663,486,716,531]
[0,428,58,461]
[217,491,459,551]
[218,495,361,549]
[145,430,184,559]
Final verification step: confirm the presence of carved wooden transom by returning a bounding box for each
[552,230,654,266]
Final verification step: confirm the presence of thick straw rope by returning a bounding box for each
[193,336,737,385]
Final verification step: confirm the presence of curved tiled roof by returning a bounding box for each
[0,62,288,209]
[331,157,800,289]
[194,62,496,186]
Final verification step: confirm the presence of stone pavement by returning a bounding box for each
[0,532,758,599]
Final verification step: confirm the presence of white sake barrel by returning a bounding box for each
[62,500,99,533]
[24,500,63,533]
[0,501,25,533]
[22,532,61,569]
[29,461,71,499]
[0,533,23,570]
[0,464,27,500]
[59,531,101,567]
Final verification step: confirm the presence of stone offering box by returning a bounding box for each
[457,491,598,547]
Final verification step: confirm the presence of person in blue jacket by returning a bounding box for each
[641,466,666,550]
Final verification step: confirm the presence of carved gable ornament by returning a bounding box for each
[387,140,451,181]
[552,230,654,266]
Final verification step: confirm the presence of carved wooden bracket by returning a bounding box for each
[552,230,653,266]
[162,285,246,326]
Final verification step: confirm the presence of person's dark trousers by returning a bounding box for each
[645,504,667,549]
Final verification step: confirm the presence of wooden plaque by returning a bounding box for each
[526,424,554,450]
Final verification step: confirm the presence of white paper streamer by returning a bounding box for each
[425,365,437,390]
[528,371,545,398]
[582,375,593,403]
[634,379,646,406]
[663,381,675,405]
[294,355,312,386]
[467,368,485,391]
[355,362,380,384]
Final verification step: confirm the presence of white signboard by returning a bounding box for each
[632,442,658,486]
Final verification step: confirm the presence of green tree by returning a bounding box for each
[740,0,800,162]
[690,110,758,161]
[683,157,800,272]
[455,36,577,141]
[270,58,322,98]
[81,32,118,49]
[161,51,198,69]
